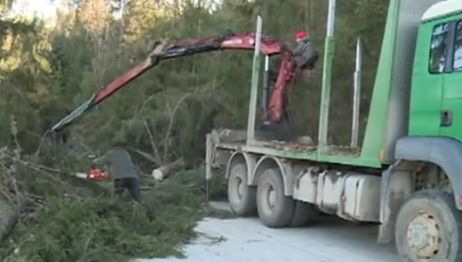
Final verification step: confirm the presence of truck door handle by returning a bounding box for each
[441,110,453,127]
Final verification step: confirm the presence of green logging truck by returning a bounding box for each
[205,0,462,261]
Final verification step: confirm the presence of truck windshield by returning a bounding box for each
[454,21,462,71]
[430,23,449,73]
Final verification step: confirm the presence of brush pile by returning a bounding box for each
[0,141,227,261]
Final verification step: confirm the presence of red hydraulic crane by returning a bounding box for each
[49,32,297,133]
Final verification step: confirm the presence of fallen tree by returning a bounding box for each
[152,158,185,181]
[0,141,227,261]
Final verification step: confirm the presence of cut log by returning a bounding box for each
[151,158,185,181]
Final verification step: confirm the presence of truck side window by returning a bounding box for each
[429,23,449,73]
[453,21,462,70]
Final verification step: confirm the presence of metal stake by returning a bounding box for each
[247,15,262,144]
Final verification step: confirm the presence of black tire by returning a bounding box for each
[227,163,257,216]
[288,201,319,227]
[395,190,462,262]
[257,168,294,227]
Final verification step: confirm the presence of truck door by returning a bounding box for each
[410,22,449,136]
[441,20,462,140]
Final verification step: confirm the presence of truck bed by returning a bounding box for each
[211,129,373,167]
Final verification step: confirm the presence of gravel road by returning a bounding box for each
[139,207,400,262]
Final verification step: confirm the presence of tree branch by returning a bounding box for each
[128,147,161,166]
[143,120,162,165]
[162,93,191,162]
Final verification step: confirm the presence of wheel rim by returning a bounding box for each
[230,176,245,202]
[406,212,442,259]
[237,177,245,200]
[266,185,276,209]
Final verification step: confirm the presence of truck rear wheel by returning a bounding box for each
[395,190,462,262]
[228,163,257,216]
[257,168,294,227]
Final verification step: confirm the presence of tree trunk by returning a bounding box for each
[151,158,185,181]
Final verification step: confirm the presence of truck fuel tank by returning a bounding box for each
[294,169,381,222]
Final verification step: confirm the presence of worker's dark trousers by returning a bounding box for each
[114,177,141,202]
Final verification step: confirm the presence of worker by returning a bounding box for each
[264,30,318,96]
[93,142,141,202]
[293,31,319,70]
[261,31,319,138]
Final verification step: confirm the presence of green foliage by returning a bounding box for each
[1,161,226,261]
[0,0,391,155]
[2,196,196,261]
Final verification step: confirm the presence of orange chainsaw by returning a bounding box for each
[87,164,112,182]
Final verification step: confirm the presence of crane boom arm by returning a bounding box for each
[49,32,296,133]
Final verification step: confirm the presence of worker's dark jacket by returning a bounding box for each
[93,148,138,179]
[293,38,319,70]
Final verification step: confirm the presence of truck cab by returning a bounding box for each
[411,2,462,139]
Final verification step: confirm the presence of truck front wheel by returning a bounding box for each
[257,168,294,227]
[395,190,462,262]
[228,163,257,216]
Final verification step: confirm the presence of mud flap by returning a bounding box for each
[378,162,413,243]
